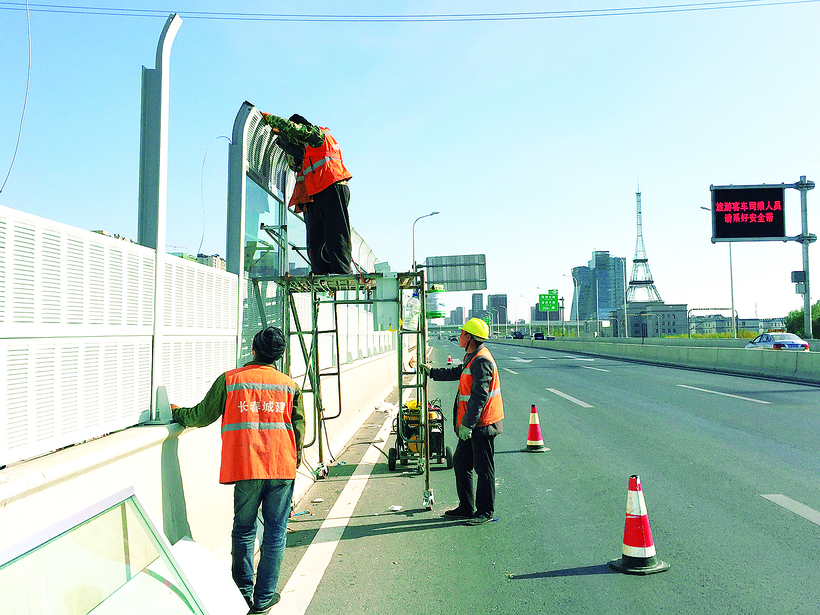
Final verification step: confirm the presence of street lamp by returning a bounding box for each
[491,308,500,337]
[520,294,532,337]
[595,275,600,337]
[412,211,440,271]
[622,258,629,339]
[563,274,580,338]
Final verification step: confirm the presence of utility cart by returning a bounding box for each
[388,398,453,473]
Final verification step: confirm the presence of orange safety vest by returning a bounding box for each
[456,346,504,428]
[220,365,299,484]
[301,128,351,196]
[288,172,312,213]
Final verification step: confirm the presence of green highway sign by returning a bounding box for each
[538,290,559,312]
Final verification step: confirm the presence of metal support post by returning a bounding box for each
[798,176,816,339]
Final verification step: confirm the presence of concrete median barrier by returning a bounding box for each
[492,338,820,385]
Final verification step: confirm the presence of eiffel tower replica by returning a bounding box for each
[626,188,663,303]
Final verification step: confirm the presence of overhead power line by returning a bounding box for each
[0,0,818,21]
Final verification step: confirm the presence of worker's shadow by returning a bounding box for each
[287,509,465,546]
[160,428,193,543]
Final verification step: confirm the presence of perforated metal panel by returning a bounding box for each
[0,205,238,467]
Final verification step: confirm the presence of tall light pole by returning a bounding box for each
[520,294,531,337]
[622,258,629,338]
[595,275,600,337]
[491,308,500,337]
[412,211,439,271]
[563,274,580,338]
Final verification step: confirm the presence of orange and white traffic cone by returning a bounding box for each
[521,405,549,453]
[609,475,670,575]
[447,354,452,364]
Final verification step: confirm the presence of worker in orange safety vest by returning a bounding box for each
[422,317,504,526]
[172,327,304,614]
[261,111,352,275]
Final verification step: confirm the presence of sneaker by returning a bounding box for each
[443,507,474,519]
[465,513,493,526]
[248,593,280,614]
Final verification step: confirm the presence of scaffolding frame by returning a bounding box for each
[253,251,434,506]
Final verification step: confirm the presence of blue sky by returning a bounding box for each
[1,1,819,322]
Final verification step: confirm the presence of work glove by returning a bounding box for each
[458,425,473,441]
[296,451,303,468]
[420,363,432,377]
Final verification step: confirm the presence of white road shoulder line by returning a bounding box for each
[761,494,820,527]
[546,388,594,408]
[677,384,770,404]
[581,366,610,372]
[502,367,519,375]
[279,410,395,614]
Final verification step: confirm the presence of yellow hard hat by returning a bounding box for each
[461,317,489,341]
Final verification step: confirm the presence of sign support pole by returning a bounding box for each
[798,176,816,339]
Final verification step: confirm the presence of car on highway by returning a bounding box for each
[448,335,459,342]
[745,332,809,351]
[533,332,545,340]
[512,331,524,339]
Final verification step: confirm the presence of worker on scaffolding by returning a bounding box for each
[423,318,504,525]
[171,327,304,614]
[260,111,353,275]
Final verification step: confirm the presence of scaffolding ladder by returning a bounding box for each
[259,268,434,508]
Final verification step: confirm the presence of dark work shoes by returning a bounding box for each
[465,513,493,526]
[443,507,474,519]
[248,593,281,614]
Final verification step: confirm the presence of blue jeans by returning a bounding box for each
[231,479,294,607]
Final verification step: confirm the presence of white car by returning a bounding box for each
[745,332,809,351]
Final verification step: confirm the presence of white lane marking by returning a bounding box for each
[546,388,594,408]
[563,355,594,362]
[511,357,532,363]
[502,367,519,375]
[761,494,820,527]
[279,410,395,613]
[581,365,610,372]
[676,384,770,405]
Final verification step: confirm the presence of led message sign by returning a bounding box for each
[710,185,786,242]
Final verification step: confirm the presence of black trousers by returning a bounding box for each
[304,182,352,274]
[453,433,496,516]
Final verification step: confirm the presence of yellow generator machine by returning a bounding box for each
[388,398,452,472]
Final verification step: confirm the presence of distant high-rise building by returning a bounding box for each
[471,293,484,319]
[487,294,508,324]
[448,306,464,326]
[570,251,626,321]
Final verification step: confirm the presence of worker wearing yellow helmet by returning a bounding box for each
[422,317,504,525]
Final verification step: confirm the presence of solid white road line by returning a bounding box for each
[676,384,770,404]
[278,410,395,614]
[502,367,519,375]
[546,388,594,408]
[581,366,610,372]
[511,357,532,363]
[760,494,820,527]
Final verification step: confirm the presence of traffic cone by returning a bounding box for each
[521,405,549,452]
[447,354,452,364]
[609,475,670,575]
